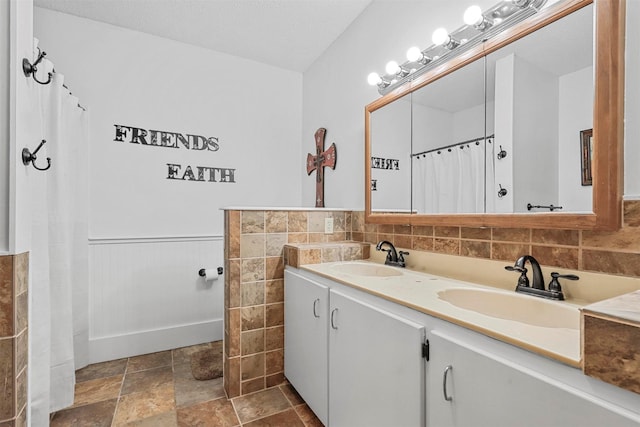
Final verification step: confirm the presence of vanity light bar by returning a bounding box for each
[369,0,547,95]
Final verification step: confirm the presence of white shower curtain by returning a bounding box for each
[413,142,487,214]
[29,43,89,424]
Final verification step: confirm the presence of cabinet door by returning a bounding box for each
[329,289,425,427]
[284,270,329,426]
[427,330,640,427]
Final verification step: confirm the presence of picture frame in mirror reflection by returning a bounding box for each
[580,128,593,186]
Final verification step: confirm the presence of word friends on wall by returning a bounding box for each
[114,124,236,183]
[371,156,400,170]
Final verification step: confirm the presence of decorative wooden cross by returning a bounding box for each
[306,128,337,207]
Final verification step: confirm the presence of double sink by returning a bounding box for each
[306,261,582,366]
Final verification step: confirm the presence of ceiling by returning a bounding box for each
[33,0,372,72]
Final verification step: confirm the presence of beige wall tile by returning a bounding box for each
[492,228,530,242]
[342,245,363,261]
[241,306,264,331]
[0,256,13,337]
[333,212,346,232]
[460,241,491,259]
[241,377,265,395]
[266,234,287,257]
[492,243,531,262]
[241,211,265,233]
[225,356,240,398]
[287,212,308,233]
[394,235,412,250]
[265,280,284,304]
[394,224,412,235]
[583,250,640,276]
[0,338,14,419]
[308,233,324,243]
[265,350,284,375]
[228,260,241,308]
[14,293,27,335]
[321,248,340,263]
[531,229,579,246]
[241,282,264,307]
[265,211,288,233]
[287,233,308,244]
[582,227,640,252]
[241,259,265,283]
[433,238,459,255]
[241,353,264,381]
[351,232,364,242]
[15,329,27,375]
[265,257,284,280]
[531,246,579,270]
[434,226,460,238]
[412,236,433,251]
[228,309,240,357]
[266,372,286,388]
[352,212,365,233]
[265,303,284,328]
[461,227,491,240]
[364,232,378,245]
[13,254,28,298]
[326,232,347,242]
[241,330,265,356]
[308,212,326,232]
[299,249,321,265]
[240,234,266,259]
[265,326,284,351]
[412,226,433,237]
[378,224,394,234]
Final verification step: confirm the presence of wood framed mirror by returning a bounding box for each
[365,0,624,230]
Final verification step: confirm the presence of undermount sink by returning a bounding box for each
[438,288,579,329]
[330,262,403,277]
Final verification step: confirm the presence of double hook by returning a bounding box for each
[22,49,53,85]
[22,140,52,171]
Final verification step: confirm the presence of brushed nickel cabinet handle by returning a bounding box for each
[443,365,453,402]
[313,298,320,318]
[331,308,338,329]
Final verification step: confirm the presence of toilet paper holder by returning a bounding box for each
[199,267,224,277]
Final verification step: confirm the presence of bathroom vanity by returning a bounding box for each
[284,262,640,427]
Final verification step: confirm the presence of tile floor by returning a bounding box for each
[50,341,322,426]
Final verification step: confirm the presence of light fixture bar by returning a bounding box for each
[371,0,547,95]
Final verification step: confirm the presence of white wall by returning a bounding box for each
[35,8,302,239]
[558,66,593,212]
[34,8,303,358]
[303,0,640,208]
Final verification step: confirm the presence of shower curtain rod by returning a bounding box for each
[411,134,494,158]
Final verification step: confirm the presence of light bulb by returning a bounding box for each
[406,46,423,62]
[367,72,382,86]
[385,60,400,75]
[432,28,450,46]
[463,5,483,26]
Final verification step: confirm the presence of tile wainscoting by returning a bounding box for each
[223,202,640,398]
[0,253,28,426]
[223,210,355,398]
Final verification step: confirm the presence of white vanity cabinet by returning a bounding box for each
[427,329,640,427]
[284,269,329,425]
[284,268,426,427]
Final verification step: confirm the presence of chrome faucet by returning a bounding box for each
[375,240,409,268]
[505,255,579,300]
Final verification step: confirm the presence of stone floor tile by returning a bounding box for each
[121,366,173,396]
[51,399,117,427]
[172,342,217,366]
[176,398,239,427]
[280,384,304,406]
[124,410,178,427]
[294,404,324,427]
[232,388,291,424]
[127,350,172,373]
[75,358,128,383]
[72,375,123,408]
[174,367,226,409]
[243,408,304,427]
[112,382,175,425]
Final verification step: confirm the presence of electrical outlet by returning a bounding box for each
[325,217,334,234]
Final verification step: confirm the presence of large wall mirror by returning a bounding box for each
[365,0,624,230]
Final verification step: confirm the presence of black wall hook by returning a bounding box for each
[22,49,53,85]
[497,145,507,160]
[22,140,52,171]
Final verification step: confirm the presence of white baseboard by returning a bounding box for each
[88,319,223,364]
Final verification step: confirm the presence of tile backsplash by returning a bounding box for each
[351,200,640,278]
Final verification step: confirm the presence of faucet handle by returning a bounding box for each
[505,265,529,288]
[548,272,579,292]
[398,251,409,262]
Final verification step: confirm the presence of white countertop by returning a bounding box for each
[300,260,583,367]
